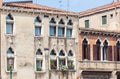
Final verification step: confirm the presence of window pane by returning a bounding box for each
[85,20,89,28]
[6,23,13,34]
[59,59,65,66]
[35,27,41,36]
[50,26,56,36]
[66,29,72,37]
[68,61,74,69]
[50,60,57,69]
[7,58,14,71]
[102,15,107,24]
[36,60,42,71]
[58,27,64,37]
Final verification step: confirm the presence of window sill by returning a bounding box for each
[5,34,15,37]
[49,69,76,72]
[6,70,17,73]
[34,36,44,39]
[35,71,45,73]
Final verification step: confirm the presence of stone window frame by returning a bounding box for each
[34,16,42,37]
[35,48,45,73]
[6,13,14,35]
[6,47,16,72]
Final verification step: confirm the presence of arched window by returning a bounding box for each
[34,16,42,36]
[6,47,15,71]
[7,47,14,54]
[36,49,42,55]
[82,38,90,60]
[50,49,57,70]
[115,41,120,61]
[6,13,14,34]
[59,50,66,70]
[68,50,74,70]
[93,39,101,60]
[103,40,108,60]
[59,50,65,56]
[58,19,65,25]
[35,49,45,71]
[49,18,56,36]
[67,20,73,25]
[68,50,73,56]
[50,49,56,55]
[34,16,41,23]
[6,13,13,20]
[49,18,56,24]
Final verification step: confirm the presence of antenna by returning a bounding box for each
[67,0,69,11]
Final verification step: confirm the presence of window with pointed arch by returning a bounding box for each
[50,49,57,70]
[49,18,56,36]
[114,41,120,61]
[93,39,101,60]
[66,20,73,37]
[67,50,75,70]
[58,19,65,37]
[35,49,45,72]
[6,47,15,71]
[34,16,42,36]
[59,50,66,70]
[6,13,14,34]
[82,38,90,60]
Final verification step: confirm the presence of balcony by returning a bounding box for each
[79,61,120,71]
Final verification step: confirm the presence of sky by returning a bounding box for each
[4,0,115,12]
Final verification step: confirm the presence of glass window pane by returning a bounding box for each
[7,58,14,71]
[50,26,56,36]
[102,15,107,24]
[36,60,42,71]
[6,23,13,34]
[35,27,41,36]
[58,27,64,37]
[66,29,72,37]
[85,20,89,28]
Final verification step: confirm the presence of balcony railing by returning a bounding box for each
[79,61,120,71]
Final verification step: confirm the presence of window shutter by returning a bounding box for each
[82,45,84,60]
[114,46,117,61]
[87,45,90,60]
[93,45,97,60]
[107,46,112,61]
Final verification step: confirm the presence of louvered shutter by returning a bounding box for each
[114,46,117,61]
[107,46,112,61]
[93,45,97,60]
[87,45,90,60]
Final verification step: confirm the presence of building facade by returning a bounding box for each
[79,1,120,79]
[0,1,79,79]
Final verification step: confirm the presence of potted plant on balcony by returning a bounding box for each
[68,64,74,70]
[59,65,68,75]
[37,66,42,71]
[50,60,57,69]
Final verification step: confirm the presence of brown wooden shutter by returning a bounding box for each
[114,46,117,61]
[87,45,90,60]
[82,45,84,60]
[93,45,97,60]
[107,46,112,61]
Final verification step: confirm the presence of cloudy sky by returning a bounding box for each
[4,0,115,12]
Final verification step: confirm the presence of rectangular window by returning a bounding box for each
[36,60,42,71]
[102,15,107,25]
[50,60,57,69]
[6,23,13,34]
[66,29,72,37]
[85,20,89,28]
[58,27,64,37]
[7,58,14,71]
[50,26,56,36]
[35,26,41,36]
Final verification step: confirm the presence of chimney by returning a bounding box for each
[0,0,2,7]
